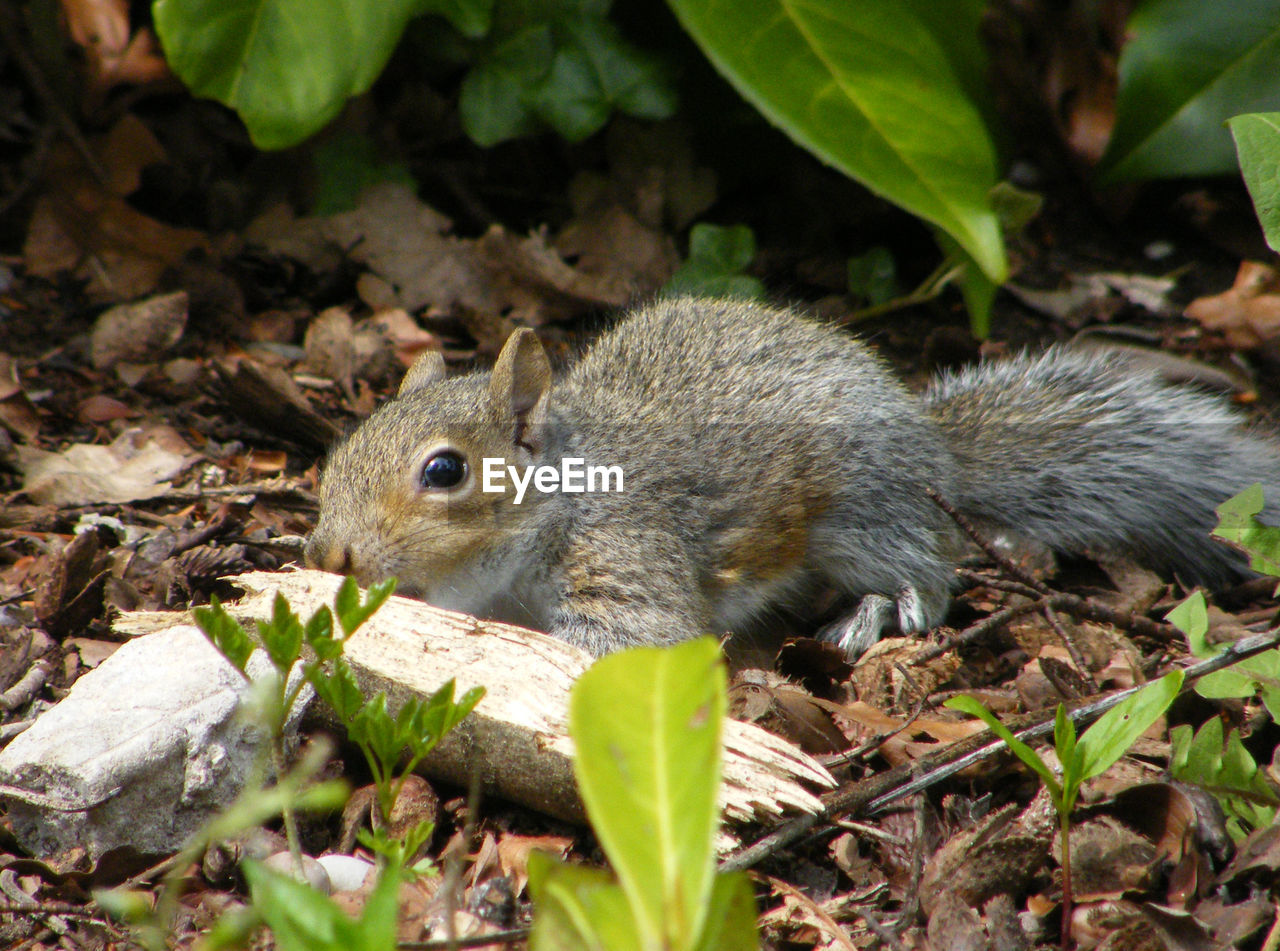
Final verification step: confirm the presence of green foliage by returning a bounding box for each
[311,133,416,215]
[1230,113,1280,255]
[946,671,1184,821]
[1170,717,1279,842]
[846,247,899,307]
[1212,484,1280,578]
[152,0,444,150]
[529,637,758,951]
[194,576,483,857]
[460,4,676,146]
[1099,0,1280,183]
[1168,588,1280,723]
[243,851,404,951]
[1165,489,1280,721]
[663,0,1007,306]
[153,0,673,150]
[662,224,764,300]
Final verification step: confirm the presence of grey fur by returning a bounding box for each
[307,298,1280,656]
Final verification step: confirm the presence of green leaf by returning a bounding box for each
[1099,0,1280,182]
[334,576,397,638]
[244,857,402,951]
[569,638,726,948]
[691,872,760,951]
[1171,719,1279,841]
[1213,484,1280,577]
[258,591,304,673]
[1230,112,1280,254]
[460,25,555,145]
[1053,703,1080,806]
[458,7,676,147]
[528,851,643,951]
[945,695,1062,803]
[1166,591,1211,656]
[1196,651,1280,723]
[664,0,1006,285]
[663,223,764,300]
[193,596,254,672]
[1077,671,1184,782]
[153,0,429,150]
[311,133,416,215]
[846,247,898,306]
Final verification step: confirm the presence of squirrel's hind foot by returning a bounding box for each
[817,585,929,658]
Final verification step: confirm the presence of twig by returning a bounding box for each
[0,659,52,712]
[763,876,863,951]
[1044,605,1099,692]
[928,487,1051,594]
[722,628,1280,872]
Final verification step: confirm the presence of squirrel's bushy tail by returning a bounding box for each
[925,347,1280,586]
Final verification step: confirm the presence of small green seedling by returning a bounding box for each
[529,637,759,951]
[196,577,484,866]
[946,671,1183,949]
[662,223,765,300]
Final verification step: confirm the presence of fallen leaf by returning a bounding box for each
[1185,261,1280,349]
[89,291,188,369]
[15,426,198,505]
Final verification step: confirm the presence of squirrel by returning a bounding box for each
[306,297,1280,657]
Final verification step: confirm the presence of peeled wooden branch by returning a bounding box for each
[116,569,835,825]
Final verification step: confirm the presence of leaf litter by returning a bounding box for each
[2,11,1280,950]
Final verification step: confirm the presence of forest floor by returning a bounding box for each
[2,6,1280,950]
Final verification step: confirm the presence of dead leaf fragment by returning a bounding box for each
[16,426,198,505]
[90,291,188,369]
[1185,261,1280,350]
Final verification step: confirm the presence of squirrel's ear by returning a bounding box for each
[490,328,551,450]
[397,350,447,398]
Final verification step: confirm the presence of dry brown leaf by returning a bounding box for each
[1185,261,1280,349]
[15,426,198,506]
[0,353,41,442]
[495,833,572,896]
[90,290,188,369]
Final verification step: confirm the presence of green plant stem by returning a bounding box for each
[271,739,304,878]
[1060,812,1073,951]
[841,260,965,324]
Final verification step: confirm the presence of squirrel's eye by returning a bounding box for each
[420,451,467,490]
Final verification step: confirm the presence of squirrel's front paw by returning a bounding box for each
[818,585,931,659]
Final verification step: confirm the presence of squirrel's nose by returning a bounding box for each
[305,537,352,575]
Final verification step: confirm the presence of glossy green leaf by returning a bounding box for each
[1230,112,1280,254]
[1100,0,1280,182]
[1213,484,1280,577]
[1077,671,1183,782]
[664,0,1006,284]
[153,0,438,149]
[569,638,726,948]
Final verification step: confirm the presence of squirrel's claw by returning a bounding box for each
[818,585,928,659]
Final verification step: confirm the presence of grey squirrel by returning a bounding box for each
[306,297,1280,657]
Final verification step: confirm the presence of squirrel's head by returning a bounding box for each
[306,328,553,599]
